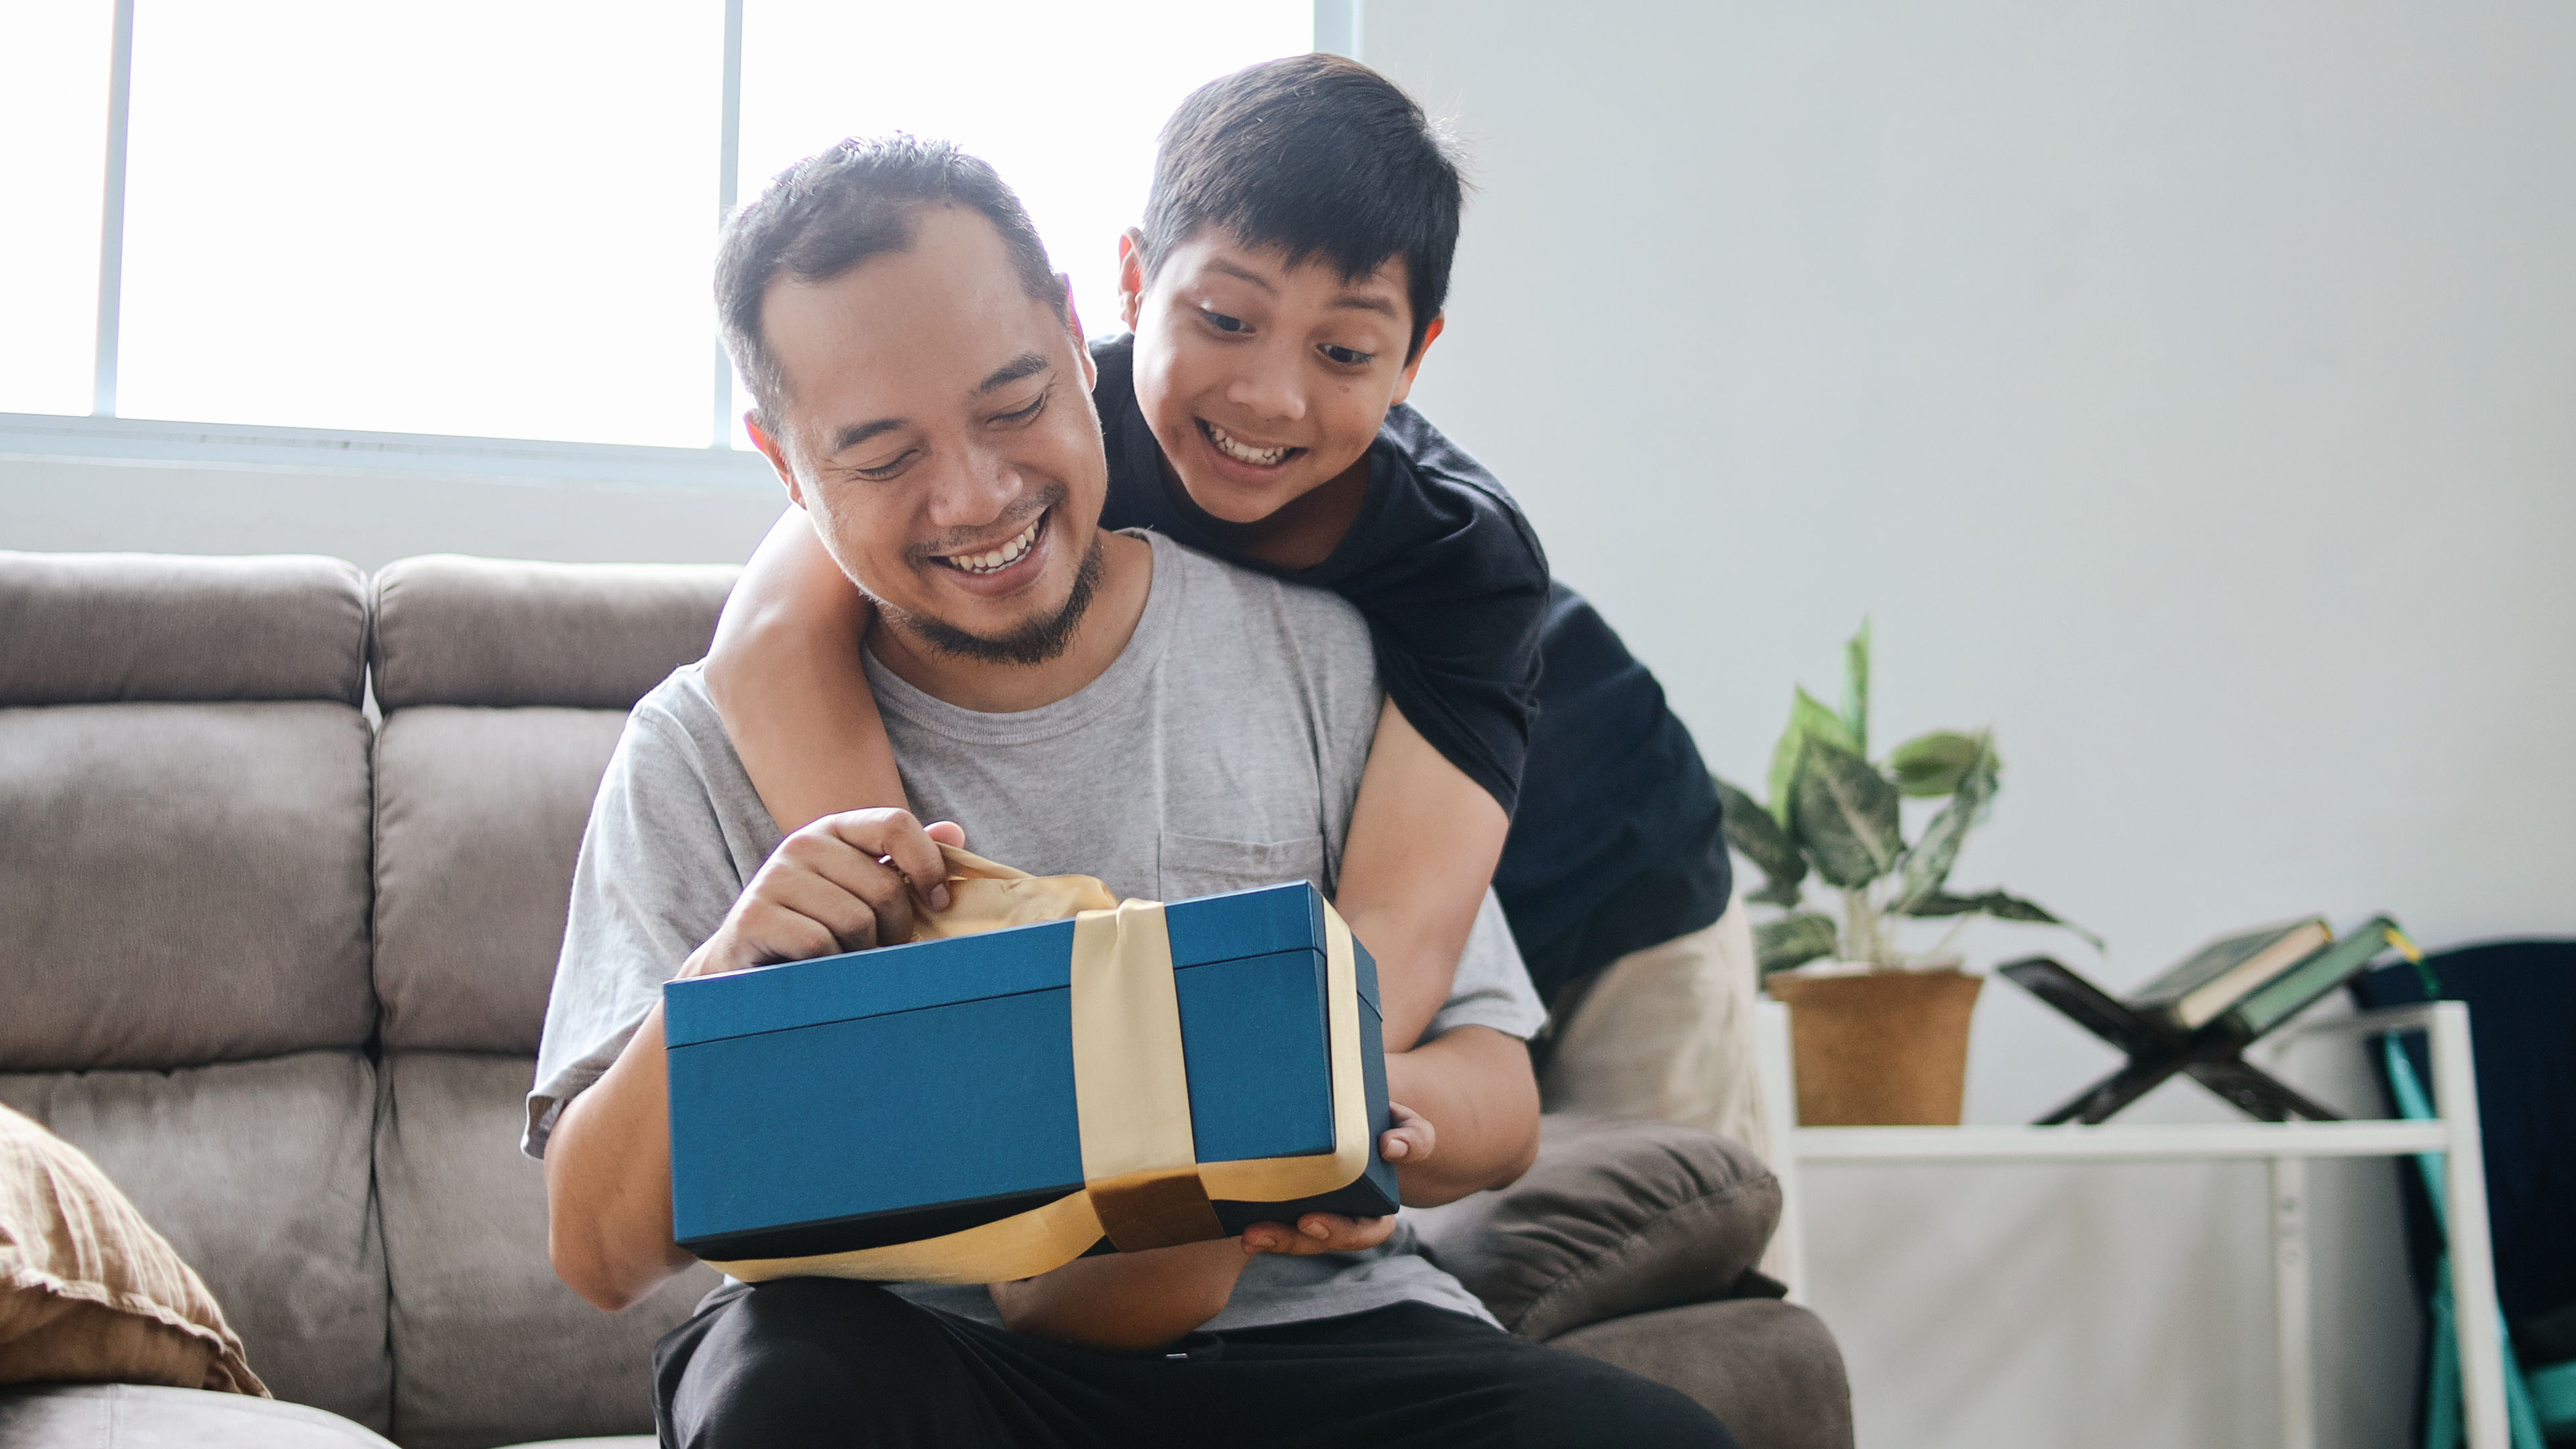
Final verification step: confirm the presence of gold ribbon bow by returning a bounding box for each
[704,847,1373,1285]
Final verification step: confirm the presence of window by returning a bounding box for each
[0,0,1314,453]
[0,3,115,419]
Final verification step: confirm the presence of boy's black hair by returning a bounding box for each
[1140,54,1464,362]
[716,134,1065,429]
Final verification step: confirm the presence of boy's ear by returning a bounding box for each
[1116,228,1147,331]
[745,414,808,509]
[1389,314,1445,408]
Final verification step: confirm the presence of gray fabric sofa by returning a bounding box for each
[0,551,1851,1449]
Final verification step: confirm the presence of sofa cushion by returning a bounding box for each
[0,702,374,1070]
[375,708,631,1053]
[370,555,735,710]
[1547,1298,1853,1449]
[377,1053,718,1449]
[0,553,366,708]
[0,1105,262,1395]
[1407,1114,1781,1342]
[1540,902,1772,1161]
[0,1383,395,1448]
[0,1055,392,1433]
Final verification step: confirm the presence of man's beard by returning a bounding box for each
[880,535,1106,667]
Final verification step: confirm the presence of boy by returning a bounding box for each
[708,54,1757,1146]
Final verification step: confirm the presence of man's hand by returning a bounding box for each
[688,810,965,977]
[1239,1102,1434,1256]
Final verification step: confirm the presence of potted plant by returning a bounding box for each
[1715,622,2096,1126]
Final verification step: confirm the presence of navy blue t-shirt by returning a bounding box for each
[1091,335,1729,1003]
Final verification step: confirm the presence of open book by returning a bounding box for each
[2126,918,2333,1032]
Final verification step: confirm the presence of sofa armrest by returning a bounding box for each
[1406,1113,1781,1341]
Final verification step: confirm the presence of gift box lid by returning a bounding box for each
[663,880,1372,1047]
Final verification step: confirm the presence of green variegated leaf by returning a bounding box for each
[1900,889,2103,951]
[1890,731,1998,910]
[1788,737,1904,888]
[1841,619,1871,755]
[1886,730,1987,798]
[1756,912,1842,975]
[1764,686,1854,828]
[1713,775,1807,906]
[1792,686,1859,753]
[1763,728,1805,830]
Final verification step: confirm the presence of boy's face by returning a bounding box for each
[1120,227,1441,524]
[749,205,1109,661]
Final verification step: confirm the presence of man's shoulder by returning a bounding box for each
[1147,532,1372,651]
[604,664,759,812]
[626,662,725,755]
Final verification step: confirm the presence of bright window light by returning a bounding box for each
[732,1,1312,446]
[5,1,1311,449]
[113,0,720,445]
[0,1,114,418]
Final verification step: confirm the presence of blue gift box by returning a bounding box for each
[663,881,1397,1269]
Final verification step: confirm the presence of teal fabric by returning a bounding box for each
[2382,1038,2552,1448]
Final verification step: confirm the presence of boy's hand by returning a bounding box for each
[1239,1102,1434,1256]
[688,810,965,977]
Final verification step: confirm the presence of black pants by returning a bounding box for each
[655,1277,1740,1449]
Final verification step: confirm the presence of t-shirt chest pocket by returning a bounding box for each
[1155,832,1330,902]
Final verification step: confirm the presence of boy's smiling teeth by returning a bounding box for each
[941,515,1042,574]
[1203,419,1297,468]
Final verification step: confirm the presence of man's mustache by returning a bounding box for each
[906,484,1067,565]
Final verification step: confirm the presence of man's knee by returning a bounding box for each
[657,1279,993,1449]
[1503,1344,1741,1449]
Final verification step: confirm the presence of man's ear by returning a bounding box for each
[745,414,808,509]
[1059,275,1097,392]
[1389,313,1445,409]
[1116,229,1147,331]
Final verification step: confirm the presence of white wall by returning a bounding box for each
[1366,2,2575,1445]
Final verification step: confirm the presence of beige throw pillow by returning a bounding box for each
[1538,900,1772,1161]
[0,1104,266,1395]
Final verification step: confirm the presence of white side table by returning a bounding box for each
[1755,999,2508,1449]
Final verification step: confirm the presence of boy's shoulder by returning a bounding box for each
[1379,402,1518,512]
[1340,405,1550,596]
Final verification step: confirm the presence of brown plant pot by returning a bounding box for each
[1766,967,1983,1126]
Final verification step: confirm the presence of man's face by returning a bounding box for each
[1120,227,1439,525]
[752,204,1107,662]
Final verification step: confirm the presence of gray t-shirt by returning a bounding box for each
[530,530,1545,1332]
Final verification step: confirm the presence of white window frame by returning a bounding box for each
[24,0,1360,488]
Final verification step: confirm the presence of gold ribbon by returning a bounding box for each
[704,848,1371,1285]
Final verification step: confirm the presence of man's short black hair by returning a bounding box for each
[716,134,1065,430]
[1139,54,1464,362]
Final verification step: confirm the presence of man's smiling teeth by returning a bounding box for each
[943,516,1041,574]
[1205,421,1294,467]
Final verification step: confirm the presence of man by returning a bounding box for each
[527,136,1737,1446]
